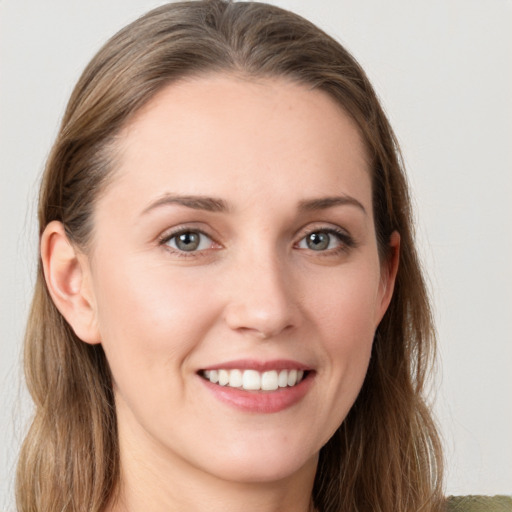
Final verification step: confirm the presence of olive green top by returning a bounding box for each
[446,496,512,511]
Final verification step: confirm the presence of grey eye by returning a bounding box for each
[297,230,346,252]
[166,231,212,252]
[305,232,330,251]
[175,232,200,251]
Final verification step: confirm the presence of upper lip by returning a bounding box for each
[199,359,312,372]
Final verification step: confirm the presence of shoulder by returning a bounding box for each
[446,496,512,511]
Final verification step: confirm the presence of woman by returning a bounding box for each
[17,1,444,511]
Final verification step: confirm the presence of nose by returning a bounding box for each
[222,250,299,339]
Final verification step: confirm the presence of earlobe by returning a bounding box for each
[41,221,101,344]
[376,231,400,324]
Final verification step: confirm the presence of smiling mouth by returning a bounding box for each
[199,369,309,391]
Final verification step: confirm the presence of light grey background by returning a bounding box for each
[1,0,511,508]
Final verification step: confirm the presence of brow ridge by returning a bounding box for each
[141,193,365,216]
[298,195,366,214]
[141,194,228,214]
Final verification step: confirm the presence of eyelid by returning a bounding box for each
[158,225,221,257]
[294,224,357,252]
[156,222,356,258]
[295,222,351,240]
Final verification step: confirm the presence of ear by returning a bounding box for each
[40,221,101,344]
[375,230,400,325]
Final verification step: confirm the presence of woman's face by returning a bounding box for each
[82,75,397,484]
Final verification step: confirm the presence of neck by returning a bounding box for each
[107,418,317,512]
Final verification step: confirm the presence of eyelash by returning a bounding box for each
[158,226,356,258]
[295,227,356,255]
[158,227,217,258]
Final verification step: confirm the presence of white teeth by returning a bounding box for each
[203,368,306,390]
[218,369,229,386]
[229,369,243,388]
[242,370,261,390]
[261,370,278,391]
[278,369,288,388]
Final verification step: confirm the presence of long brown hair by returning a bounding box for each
[17,1,443,511]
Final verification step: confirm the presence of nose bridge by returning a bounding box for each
[223,240,297,338]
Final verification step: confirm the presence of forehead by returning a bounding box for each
[104,74,372,216]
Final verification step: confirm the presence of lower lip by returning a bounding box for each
[199,373,314,413]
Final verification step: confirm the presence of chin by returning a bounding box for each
[198,443,319,484]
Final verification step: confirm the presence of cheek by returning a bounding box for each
[90,257,226,439]
[289,266,379,450]
[91,255,218,383]
[310,259,381,339]
[306,261,381,392]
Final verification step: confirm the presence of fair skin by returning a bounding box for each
[41,75,399,512]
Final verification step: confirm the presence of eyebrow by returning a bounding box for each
[298,196,367,215]
[141,193,366,216]
[141,194,229,215]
